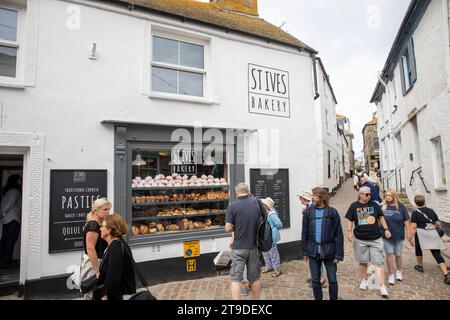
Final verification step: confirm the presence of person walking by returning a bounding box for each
[299,190,327,287]
[225,183,262,300]
[410,195,450,285]
[302,187,344,300]
[381,189,412,285]
[0,174,22,268]
[261,197,283,277]
[81,198,111,299]
[93,214,137,300]
[346,186,391,298]
[360,176,382,204]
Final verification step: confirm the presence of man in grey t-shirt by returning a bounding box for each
[225,183,262,300]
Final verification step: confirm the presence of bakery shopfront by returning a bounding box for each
[108,122,248,283]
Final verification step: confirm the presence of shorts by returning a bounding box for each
[383,239,404,256]
[230,248,261,283]
[353,237,384,266]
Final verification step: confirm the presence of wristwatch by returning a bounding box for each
[384,228,389,231]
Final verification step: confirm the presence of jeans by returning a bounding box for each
[0,220,21,264]
[309,257,338,300]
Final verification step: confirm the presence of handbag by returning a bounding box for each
[80,274,97,294]
[118,242,157,300]
[79,252,96,294]
[417,209,444,238]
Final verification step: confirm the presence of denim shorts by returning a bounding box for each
[230,248,261,283]
[383,239,404,256]
[353,237,384,266]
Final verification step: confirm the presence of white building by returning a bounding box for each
[370,0,450,223]
[0,0,337,296]
[314,58,342,193]
[337,114,352,181]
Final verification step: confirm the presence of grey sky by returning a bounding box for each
[258,0,411,160]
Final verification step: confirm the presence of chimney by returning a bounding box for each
[211,0,259,16]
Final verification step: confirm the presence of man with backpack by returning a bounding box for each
[354,166,376,191]
[225,183,263,300]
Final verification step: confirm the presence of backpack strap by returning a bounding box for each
[119,241,152,295]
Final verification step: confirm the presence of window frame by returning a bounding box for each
[150,31,208,100]
[399,37,417,95]
[431,136,447,188]
[0,4,24,85]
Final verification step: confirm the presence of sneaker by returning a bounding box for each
[396,270,403,281]
[388,274,395,285]
[444,274,450,285]
[414,265,424,273]
[240,287,250,296]
[359,279,369,290]
[380,285,389,298]
[272,270,281,277]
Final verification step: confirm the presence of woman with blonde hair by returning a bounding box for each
[93,213,136,300]
[381,189,411,285]
[81,198,111,298]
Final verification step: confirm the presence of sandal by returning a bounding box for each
[414,265,424,273]
[272,271,281,277]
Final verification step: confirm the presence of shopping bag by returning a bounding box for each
[213,249,232,268]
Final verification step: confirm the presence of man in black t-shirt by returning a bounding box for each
[346,186,391,298]
[225,183,262,300]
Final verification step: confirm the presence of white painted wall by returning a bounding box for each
[314,61,340,192]
[375,0,450,221]
[0,0,318,279]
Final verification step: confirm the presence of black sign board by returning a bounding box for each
[49,170,107,253]
[250,169,290,228]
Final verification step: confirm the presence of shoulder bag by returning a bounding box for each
[416,209,444,250]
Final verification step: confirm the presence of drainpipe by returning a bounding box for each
[312,54,320,100]
[443,0,450,92]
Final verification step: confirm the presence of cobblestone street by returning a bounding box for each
[149,179,450,300]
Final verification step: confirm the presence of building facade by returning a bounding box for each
[314,58,342,193]
[371,0,450,223]
[0,0,335,296]
[362,115,380,176]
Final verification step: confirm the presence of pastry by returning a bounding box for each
[148,222,157,229]
[139,224,149,234]
[156,224,164,232]
[149,228,158,234]
[166,224,180,231]
[132,225,140,236]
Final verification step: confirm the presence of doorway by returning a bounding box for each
[0,154,23,288]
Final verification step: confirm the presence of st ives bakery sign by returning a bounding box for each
[248,64,290,118]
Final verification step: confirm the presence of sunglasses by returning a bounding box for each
[362,193,371,197]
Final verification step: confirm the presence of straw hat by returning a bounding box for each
[261,197,275,210]
[297,191,312,201]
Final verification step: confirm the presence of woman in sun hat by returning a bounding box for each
[261,197,283,277]
[298,191,313,215]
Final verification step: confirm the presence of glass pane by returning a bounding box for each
[179,71,203,97]
[180,41,204,69]
[0,8,18,42]
[152,36,178,65]
[152,66,177,94]
[0,45,17,77]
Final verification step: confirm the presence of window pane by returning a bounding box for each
[0,8,18,42]
[0,45,17,77]
[153,36,178,65]
[152,67,177,94]
[179,71,203,97]
[180,41,204,69]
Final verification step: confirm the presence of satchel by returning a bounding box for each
[80,274,97,294]
[416,227,444,250]
[417,209,445,238]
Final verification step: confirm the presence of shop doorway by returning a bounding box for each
[0,154,23,289]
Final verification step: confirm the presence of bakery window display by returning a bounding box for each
[131,173,229,237]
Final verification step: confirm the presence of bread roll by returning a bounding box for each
[193,221,207,229]
[178,218,189,231]
[148,222,157,229]
[156,224,164,232]
[149,228,158,234]
[139,224,149,234]
[166,224,180,231]
[132,225,140,236]
[188,221,195,230]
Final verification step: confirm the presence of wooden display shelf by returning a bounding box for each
[132,212,226,221]
[132,185,229,191]
[132,199,229,207]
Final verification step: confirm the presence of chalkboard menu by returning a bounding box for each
[49,170,107,253]
[250,169,290,228]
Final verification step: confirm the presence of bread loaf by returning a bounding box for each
[188,221,195,230]
[166,224,180,231]
[139,224,149,234]
[193,221,207,229]
[148,222,157,229]
[156,224,164,232]
[178,218,189,231]
[149,228,158,234]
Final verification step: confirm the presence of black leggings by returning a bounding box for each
[415,233,445,264]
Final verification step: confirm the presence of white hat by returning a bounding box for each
[261,197,275,210]
[298,191,312,201]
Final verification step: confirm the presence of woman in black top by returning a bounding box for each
[94,214,136,300]
[410,195,450,285]
[81,198,110,298]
